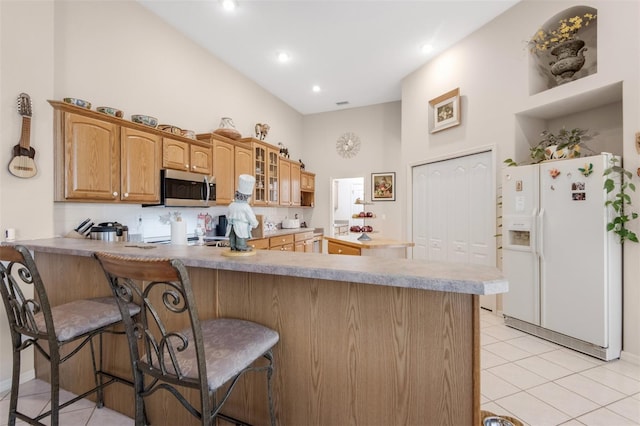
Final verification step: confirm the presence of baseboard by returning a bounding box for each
[0,369,35,393]
[620,350,640,366]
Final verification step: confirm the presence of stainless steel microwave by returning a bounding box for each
[144,169,216,207]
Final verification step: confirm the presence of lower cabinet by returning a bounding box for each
[270,234,294,251]
[294,231,315,252]
[249,231,321,251]
[328,241,361,256]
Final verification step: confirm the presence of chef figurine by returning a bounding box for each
[225,174,259,252]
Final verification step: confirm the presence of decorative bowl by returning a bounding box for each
[131,114,158,128]
[96,106,123,118]
[181,129,196,139]
[157,124,182,135]
[63,97,91,109]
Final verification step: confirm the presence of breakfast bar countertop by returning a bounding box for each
[7,237,507,296]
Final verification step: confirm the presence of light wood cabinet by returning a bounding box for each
[162,137,213,175]
[328,240,362,256]
[301,171,315,191]
[120,127,161,202]
[52,101,160,203]
[279,158,301,207]
[197,133,252,205]
[243,139,279,206]
[248,238,269,250]
[294,231,315,252]
[269,234,294,251]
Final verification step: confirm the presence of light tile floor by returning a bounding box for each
[1,310,638,425]
[480,309,640,426]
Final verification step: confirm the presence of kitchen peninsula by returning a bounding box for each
[10,238,507,426]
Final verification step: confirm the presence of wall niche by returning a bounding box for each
[528,5,598,95]
[515,81,622,164]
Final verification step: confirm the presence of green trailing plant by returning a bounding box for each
[530,127,591,164]
[604,158,639,243]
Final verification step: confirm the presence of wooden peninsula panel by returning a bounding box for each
[14,239,505,426]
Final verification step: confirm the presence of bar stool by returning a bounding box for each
[0,245,140,426]
[93,252,279,426]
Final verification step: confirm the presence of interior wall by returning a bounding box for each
[302,101,402,238]
[0,0,55,388]
[401,0,640,360]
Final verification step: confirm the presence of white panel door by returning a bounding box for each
[412,151,495,309]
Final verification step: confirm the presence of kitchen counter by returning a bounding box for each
[7,237,507,425]
[10,237,504,294]
[325,234,416,258]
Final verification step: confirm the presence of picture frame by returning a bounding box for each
[429,88,461,133]
[371,172,396,201]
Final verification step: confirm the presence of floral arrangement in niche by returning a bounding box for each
[528,12,597,53]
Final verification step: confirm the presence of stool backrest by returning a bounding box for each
[94,252,208,390]
[0,245,57,346]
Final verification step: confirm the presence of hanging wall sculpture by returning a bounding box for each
[528,5,597,94]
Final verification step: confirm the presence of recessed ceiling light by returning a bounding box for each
[420,43,434,54]
[277,52,290,63]
[312,85,321,93]
[221,0,237,12]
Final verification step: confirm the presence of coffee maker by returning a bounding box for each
[215,215,228,237]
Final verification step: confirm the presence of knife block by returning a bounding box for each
[65,230,88,239]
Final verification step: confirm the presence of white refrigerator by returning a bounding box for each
[501,153,621,361]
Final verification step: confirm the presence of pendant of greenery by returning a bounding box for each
[604,158,638,243]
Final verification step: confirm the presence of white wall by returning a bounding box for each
[401,0,640,361]
[0,0,307,388]
[302,101,402,238]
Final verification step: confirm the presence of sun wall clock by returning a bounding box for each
[336,132,361,159]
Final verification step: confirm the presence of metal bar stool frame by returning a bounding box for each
[0,245,137,426]
[94,252,279,426]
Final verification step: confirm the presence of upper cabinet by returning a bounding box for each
[301,171,315,207]
[51,101,161,203]
[162,137,212,175]
[279,157,301,207]
[196,133,254,205]
[239,138,280,206]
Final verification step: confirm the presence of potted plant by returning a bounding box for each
[529,127,591,164]
[604,158,639,243]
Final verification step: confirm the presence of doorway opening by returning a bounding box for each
[330,177,364,236]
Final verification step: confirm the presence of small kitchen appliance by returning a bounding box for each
[90,222,129,242]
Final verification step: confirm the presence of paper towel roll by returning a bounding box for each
[171,221,187,245]
[5,228,15,242]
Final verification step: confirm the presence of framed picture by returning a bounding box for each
[429,88,461,133]
[371,172,396,201]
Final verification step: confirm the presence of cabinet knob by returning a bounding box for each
[338,249,343,254]
[112,191,118,197]
[123,193,129,198]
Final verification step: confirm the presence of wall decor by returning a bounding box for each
[336,132,361,159]
[528,5,598,94]
[428,88,460,133]
[372,172,395,201]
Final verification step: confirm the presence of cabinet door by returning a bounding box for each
[235,145,253,180]
[162,138,189,171]
[191,144,213,175]
[291,161,301,206]
[120,127,161,203]
[253,144,267,205]
[213,140,234,204]
[63,113,119,200]
[267,148,279,205]
[279,159,291,206]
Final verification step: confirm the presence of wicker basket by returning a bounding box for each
[480,410,523,426]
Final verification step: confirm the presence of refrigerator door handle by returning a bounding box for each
[537,208,544,258]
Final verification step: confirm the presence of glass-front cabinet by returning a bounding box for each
[267,147,279,205]
[252,141,279,206]
[254,144,267,204]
